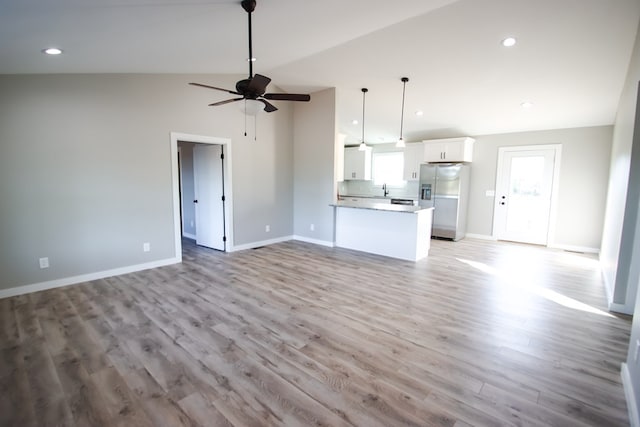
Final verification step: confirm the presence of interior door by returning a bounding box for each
[193,144,225,250]
[495,148,556,245]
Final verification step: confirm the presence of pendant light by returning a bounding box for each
[359,88,369,151]
[396,77,409,148]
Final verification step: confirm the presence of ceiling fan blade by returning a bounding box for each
[208,98,244,107]
[189,82,241,95]
[263,93,311,102]
[259,99,278,113]
[247,74,271,94]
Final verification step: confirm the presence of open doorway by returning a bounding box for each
[171,132,233,258]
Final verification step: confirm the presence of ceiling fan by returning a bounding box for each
[190,0,310,113]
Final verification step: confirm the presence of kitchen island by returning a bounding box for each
[332,200,434,261]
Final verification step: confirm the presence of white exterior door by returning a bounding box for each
[494,146,558,245]
[193,144,225,250]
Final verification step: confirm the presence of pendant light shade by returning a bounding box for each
[396,77,409,148]
[359,88,369,151]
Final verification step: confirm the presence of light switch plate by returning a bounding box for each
[39,257,49,269]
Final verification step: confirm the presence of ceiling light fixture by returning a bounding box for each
[359,88,369,151]
[352,119,358,125]
[240,98,263,116]
[415,110,424,117]
[502,37,517,47]
[520,101,534,109]
[396,77,409,148]
[42,47,62,55]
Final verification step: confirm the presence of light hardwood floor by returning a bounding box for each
[0,238,632,426]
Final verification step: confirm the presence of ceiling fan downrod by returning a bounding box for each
[241,0,257,78]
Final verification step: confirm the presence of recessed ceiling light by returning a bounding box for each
[521,101,534,109]
[42,47,63,55]
[352,119,358,125]
[415,111,424,116]
[501,37,517,47]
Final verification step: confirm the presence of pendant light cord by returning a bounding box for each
[361,88,368,144]
[400,77,408,140]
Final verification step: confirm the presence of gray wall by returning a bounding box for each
[601,20,640,313]
[178,142,196,238]
[292,88,337,244]
[0,74,294,291]
[467,126,612,250]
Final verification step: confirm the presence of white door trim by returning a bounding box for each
[171,132,234,259]
[492,144,562,246]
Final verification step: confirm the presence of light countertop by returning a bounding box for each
[331,200,432,213]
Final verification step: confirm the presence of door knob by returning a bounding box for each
[501,195,506,199]
[500,202,505,205]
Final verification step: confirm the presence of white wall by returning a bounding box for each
[611,19,640,426]
[292,88,338,245]
[601,20,640,314]
[0,74,294,292]
[467,126,612,251]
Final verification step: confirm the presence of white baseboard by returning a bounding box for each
[182,232,196,240]
[231,235,293,252]
[293,235,335,247]
[465,233,497,241]
[547,243,600,254]
[622,363,640,427]
[0,257,181,300]
[609,301,634,315]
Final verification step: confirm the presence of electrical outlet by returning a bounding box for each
[190,220,194,227]
[265,225,270,232]
[635,340,640,363]
[310,224,315,231]
[143,242,151,252]
[39,257,49,269]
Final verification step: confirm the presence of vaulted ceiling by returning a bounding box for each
[2,0,639,144]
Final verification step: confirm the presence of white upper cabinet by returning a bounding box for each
[402,142,424,181]
[423,137,475,163]
[344,146,372,180]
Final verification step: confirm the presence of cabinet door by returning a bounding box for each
[344,147,372,180]
[423,138,474,162]
[403,143,424,180]
[424,142,446,162]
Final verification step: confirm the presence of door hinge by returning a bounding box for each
[220,153,224,160]
[221,195,225,202]
[223,236,227,242]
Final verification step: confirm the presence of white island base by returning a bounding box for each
[334,203,434,261]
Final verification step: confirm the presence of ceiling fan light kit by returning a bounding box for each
[189,0,310,115]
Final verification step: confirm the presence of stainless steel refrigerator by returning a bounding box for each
[418,163,471,241]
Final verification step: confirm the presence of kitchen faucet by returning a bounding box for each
[382,183,389,197]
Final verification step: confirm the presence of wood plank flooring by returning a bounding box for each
[0,238,632,426]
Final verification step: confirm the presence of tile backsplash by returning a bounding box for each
[339,180,419,199]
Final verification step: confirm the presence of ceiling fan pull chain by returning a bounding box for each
[254,114,257,141]
[244,101,248,136]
